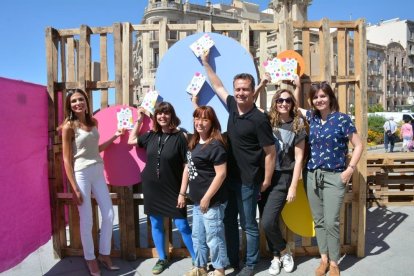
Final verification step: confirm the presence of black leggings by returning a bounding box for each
[258,171,293,257]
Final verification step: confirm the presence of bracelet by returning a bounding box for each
[179,193,186,197]
[348,165,355,170]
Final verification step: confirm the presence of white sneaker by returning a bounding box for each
[281,253,294,273]
[268,258,281,275]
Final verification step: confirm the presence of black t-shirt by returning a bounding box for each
[187,140,227,206]
[272,120,307,171]
[226,96,275,184]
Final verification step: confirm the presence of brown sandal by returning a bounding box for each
[315,261,329,276]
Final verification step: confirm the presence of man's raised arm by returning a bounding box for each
[201,50,229,103]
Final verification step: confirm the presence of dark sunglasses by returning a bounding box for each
[275,97,293,104]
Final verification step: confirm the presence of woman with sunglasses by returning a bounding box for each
[60,89,122,275]
[295,81,363,276]
[128,102,195,275]
[257,76,306,275]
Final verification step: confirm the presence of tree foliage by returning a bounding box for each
[368,115,386,134]
[368,104,384,113]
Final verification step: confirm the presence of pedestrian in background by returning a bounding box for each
[400,118,413,152]
[383,116,397,152]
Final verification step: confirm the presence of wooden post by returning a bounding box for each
[353,19,368,258]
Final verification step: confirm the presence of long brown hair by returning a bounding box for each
[58,88,95,130]
[152,102,181,132]
[188,106,226,150]
[268,89,304,134]
[309,81,339,115]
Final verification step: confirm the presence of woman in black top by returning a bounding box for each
[258,79,306,275]
[128,102,195,274]
[178,106,228,276]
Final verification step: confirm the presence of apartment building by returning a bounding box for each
[367,18,414,111]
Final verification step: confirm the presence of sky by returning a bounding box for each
[1,0,413,87]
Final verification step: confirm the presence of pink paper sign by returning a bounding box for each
[94,105,152,186]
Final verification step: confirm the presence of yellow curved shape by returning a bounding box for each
[281,179,315,237]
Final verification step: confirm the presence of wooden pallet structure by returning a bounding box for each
[46,18,368,260]
[367,152,414,206]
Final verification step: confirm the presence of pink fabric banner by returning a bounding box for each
[0,77,51,272]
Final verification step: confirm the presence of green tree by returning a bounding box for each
[368,104,384,113]
[368,115,386,133]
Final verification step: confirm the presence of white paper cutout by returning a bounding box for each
[186,72,206,96]
[263,57,298,83]
[140,90,160,115]
[116,107,134,130]
[190,33,215,57]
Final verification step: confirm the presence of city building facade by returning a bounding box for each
[367,18,414,111]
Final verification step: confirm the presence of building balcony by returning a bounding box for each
[146,1,183,12]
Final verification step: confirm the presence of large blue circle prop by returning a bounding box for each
[155,32,258,132]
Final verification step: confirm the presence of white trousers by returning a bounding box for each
[75,163,114,260]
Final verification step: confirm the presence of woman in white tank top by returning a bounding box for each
[59,89,124,276]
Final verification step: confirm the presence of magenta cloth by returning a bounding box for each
[0,77,51,272]
[94,105,151,186]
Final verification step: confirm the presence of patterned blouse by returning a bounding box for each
[306,110,356,172]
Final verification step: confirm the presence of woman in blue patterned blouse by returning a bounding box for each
[295,81,363,276]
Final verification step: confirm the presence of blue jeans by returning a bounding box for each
[224,182,260,269]
[192,203,229,269]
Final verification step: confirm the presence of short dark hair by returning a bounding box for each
[233,73,255,91]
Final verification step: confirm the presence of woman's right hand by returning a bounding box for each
[137,107,146,121]
[73,190,83,205]
[177,194,186,209]
[201,49,210,65]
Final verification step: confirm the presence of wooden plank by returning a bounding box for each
[258,31,268,110]
[100,34,109,109]
[113,23,122,105]
[58,26,113,37]
[240,20,249,51]
[204,20,212,33]
[124,186,137,260]
[159,19,168,60]
[337,29,347,113]
[293,20,359,29]
[79,25,91,92]
[301,28,311,109]
[117,187,128,259]
[196,20,204,33]
[60,37,67,84]
[45,27,59,128]
[122,22,132,105]
[319,18,331,81]
[353,19,368,258]
[67,37,76,83]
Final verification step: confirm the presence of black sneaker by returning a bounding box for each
[152,259,168,275]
